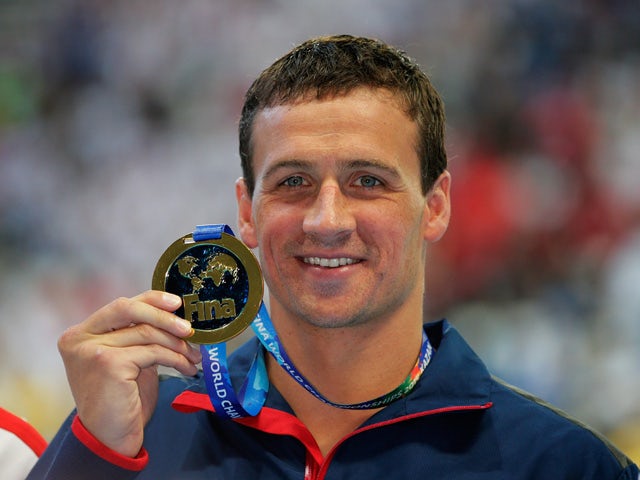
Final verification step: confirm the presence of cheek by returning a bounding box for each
[383,216,427,262]
[261,201,302,232]
[254,208,296,255]
[366,202,424,240]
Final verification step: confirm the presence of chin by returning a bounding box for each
[297,307,371,329]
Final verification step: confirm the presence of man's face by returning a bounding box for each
[236,87,450,329]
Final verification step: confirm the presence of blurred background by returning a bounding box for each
[0,0,638,461]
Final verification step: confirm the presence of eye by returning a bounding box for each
[281,175,307,187]
[354,175,382,188]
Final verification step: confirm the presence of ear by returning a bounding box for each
[423,171,451,243]
[235,178,258,248]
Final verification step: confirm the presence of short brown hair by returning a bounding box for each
[239,34,447,196]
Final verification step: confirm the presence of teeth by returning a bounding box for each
[303,257,358,268]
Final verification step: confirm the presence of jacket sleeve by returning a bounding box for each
[26,412,147,480]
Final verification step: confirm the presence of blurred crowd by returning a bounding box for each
[0,0,638,461]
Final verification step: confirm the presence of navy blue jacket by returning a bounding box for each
[29,320,639,479]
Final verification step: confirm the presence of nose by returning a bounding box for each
[302,181,356,242]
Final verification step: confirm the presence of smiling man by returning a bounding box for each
[29,35,638,479]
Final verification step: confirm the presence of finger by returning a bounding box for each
[141,345,200,377]
[102,323,201,364]
[131,290,183,312]
[84,294,192,338]
[96,343,201,378]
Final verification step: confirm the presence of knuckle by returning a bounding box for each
[59,333,114,369]
[135,323,156,342]
[57,325,83,353]
[110,296,134,315]
[89,345,117,368]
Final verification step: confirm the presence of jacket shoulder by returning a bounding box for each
[491,375,638,475]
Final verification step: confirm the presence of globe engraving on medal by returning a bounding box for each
[152,232,263,344]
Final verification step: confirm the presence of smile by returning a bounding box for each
[303,257,359,268]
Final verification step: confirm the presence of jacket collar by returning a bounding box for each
[172,319,493,417]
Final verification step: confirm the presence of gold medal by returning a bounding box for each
[152,232,263,344]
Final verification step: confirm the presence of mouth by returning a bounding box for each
[302,257,361,268]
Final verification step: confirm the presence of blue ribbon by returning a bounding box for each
[196,225,268,419]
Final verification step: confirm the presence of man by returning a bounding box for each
[29,35,638,479]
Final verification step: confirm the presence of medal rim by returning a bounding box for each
[152,232,263,344]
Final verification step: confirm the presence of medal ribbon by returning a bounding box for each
[196,224,434,418]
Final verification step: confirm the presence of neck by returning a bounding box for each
[264,294,425,456]
[266,295,424,406]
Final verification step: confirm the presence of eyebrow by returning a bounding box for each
[262,158,401,180]
[262,159,311,181]
[343,159,401,178]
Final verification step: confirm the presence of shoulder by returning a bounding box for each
[430,320,637,475]
[489,376,637,475]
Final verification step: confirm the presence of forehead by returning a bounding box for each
[250,88,419,175]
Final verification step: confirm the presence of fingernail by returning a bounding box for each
[164,293,182,308]
[176,318,193,335]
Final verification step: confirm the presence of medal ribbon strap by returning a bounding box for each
[196,225,268,419]
[200,342,267,418]
[192,223,234,241]
[253,303,433,409]
[196,224,434,417]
